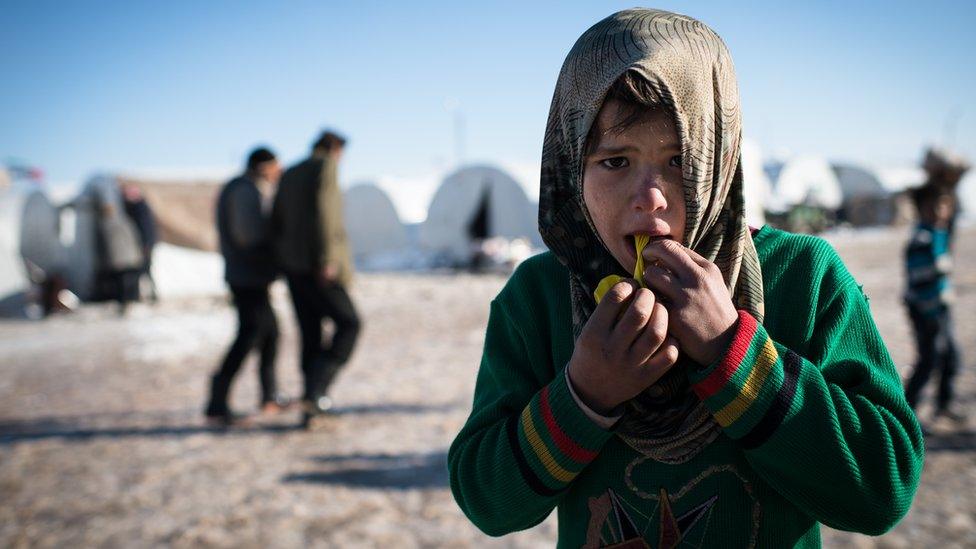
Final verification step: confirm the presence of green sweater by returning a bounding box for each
[449,226,924,548]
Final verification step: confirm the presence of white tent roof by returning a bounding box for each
[497,161,541,204]
[740,139,770,227]
[366,173,441,225]
[343,182,409,259]
[874,167,926,193]
[765,156,843,212]
[831,164,888,201]
[420,165,540,260]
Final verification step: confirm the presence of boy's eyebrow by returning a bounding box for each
[590,141,681,156]
[591,145,638,156]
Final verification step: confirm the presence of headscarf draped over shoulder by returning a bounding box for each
[538,9,764,462]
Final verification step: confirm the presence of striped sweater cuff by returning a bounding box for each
[507,370,614,495]
[688,310,801,449]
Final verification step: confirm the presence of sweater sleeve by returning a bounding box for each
[688,277,924,535]
[448,299,615,536]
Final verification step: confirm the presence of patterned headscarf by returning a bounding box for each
[539,9,764,463]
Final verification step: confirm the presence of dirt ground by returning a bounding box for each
[1,226,974,548]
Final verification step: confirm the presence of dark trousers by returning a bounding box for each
[207,285,279,414]
[285,273,361,401]
[114,269,141,305]
[141,251,158,302]
[905,303,960,412]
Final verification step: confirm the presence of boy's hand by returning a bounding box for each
[567,279,680,416]
[641,239,739,366]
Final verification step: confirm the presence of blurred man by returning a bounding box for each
[273,131,361,426]
[120,183,158,302]
[206,147,284,425]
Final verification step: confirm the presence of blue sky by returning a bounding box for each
[2,1,974,187]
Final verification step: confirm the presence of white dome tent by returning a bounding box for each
[342,182,409,267]
[832,164,887,201]
[0,182,86,314]
[765,156,843,213]
[831,163,898,226]
[420,165,540,266]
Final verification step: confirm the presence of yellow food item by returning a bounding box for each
[593,234,652,303]
[632,233,650,288]
[593,274,626,304]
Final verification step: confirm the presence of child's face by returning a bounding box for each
[583,100,686,274]
[932,195,954,227]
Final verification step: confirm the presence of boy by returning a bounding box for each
[903,186,962,422]
[449,9,923,547]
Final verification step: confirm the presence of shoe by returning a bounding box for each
[260,397,296,415]
[205,408,251,427]
[303,396,335,416]
[260,402,286,415]
[301,396,334,429]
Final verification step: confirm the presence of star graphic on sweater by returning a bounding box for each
[601,488,718,548]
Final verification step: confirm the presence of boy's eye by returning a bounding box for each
[669,155,682,168]
[600,157,629,170]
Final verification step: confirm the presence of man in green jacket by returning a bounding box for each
[272,131,360,424]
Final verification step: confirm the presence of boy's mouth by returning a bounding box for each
[624,233,670,262]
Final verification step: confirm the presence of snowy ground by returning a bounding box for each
[1,226,975,548]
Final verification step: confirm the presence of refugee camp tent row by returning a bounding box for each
[8,148,940,310]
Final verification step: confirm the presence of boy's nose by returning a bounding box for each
[632,175,669,212]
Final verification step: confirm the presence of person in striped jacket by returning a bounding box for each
[903,185,963,422]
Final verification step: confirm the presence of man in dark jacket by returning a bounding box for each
[205,147,283,424]
[272,131,361,424]
[121,182,158,302]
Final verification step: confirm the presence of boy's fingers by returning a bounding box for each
[681,245,713,269]
[627,301,669,364]
[609,288,656,349]
[643,239,698,280]
[587,279,638,335]
[642,264,680,301]
[641,336,681,382]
